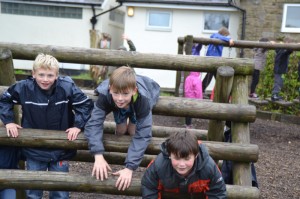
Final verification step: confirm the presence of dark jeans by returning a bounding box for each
[250,69,260,94]
[26,158,69,199]
[272,74,283,95]
[185,117,192,126]
[202,72,216,93]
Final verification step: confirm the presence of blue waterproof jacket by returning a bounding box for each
[206,33,231,57]
[84,75,160,170]
[0,76,93,162]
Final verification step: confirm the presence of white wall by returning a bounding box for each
[124,6,239,89]
[0,0,125,70]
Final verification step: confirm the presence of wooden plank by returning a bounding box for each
[248,98,269,105]
[0,127,259,163]
[266,98,294,107]
[0,170,260,199]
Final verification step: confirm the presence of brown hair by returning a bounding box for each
[218,27,230,36]
[109,66,136,92]
[166,131,199,158]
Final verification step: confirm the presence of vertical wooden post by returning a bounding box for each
[231,75,253,186]
[178,35,193,97]
[0,48,25,198]
[175,38,184,96]
[207,66,234,144]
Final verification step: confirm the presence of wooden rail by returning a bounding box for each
[0,42,254,74]
[0,127,259,163]
[0,170,260,199]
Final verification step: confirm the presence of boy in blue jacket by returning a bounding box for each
[84,66,160,191]
[202,27,234,93]
[0,53,93,199]
[141,131,226,198]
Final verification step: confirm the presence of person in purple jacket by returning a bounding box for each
[202,27,234,94]
[184,72,203,128]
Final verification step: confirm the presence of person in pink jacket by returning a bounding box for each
[184,72,203,128]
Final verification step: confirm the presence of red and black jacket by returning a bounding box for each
[141,142,226,199]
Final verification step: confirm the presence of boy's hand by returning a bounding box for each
[93,154,112,181]
[65,127,81,141]
[113,168,133,191]
[229,39,234,46]
[5,123,22,138]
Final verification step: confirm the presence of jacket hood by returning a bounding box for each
[160,140,210,170]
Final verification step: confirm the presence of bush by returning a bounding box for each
[256,50,300,115]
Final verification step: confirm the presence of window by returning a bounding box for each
[204,12,229,32]
[109,8,125,25]
[1,2,82,19]
[146,10,172,31]
[281,4,300,33]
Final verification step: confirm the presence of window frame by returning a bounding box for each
[146,10,172,32]
[281,4,300,33]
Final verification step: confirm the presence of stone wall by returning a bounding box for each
[236,0,300,58]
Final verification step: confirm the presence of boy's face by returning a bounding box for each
[110,86,137,109]
[32,68,58,90]
[170,153,196,177]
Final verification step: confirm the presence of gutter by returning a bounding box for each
[228,0,246,58]
[90,2,123,30]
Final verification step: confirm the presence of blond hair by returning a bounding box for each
[109,66,136,92]
[33,53,59,74]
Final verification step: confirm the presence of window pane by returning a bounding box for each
[149,12,170,27]
[1,2,82,19]
[204,12,229,31]
[285,6,300,28]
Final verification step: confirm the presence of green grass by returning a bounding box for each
[70,72,92,80]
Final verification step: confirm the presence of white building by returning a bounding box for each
[117,0,241,89]
[1,0,243,90]
[0,0,125,70]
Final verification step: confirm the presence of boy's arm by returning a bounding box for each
[127,40,136,52]
[206,158,227,199]
[141,160,160,199]
[70,84,94,129]
[125,112,152,170]
[84,102,107,155]
[0,84,22,125]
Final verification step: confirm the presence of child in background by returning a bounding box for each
[0,53,93,199]
[184,72,203,128]
[202,27,234,94]
[249,38,273,98]
[141,131,226,198]
[271,37,294,101]
[84,66,160,191]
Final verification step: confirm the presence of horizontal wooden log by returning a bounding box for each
[0,42,253,75]
[0,127,258,162]
[178,37,300,50]
[73,151,156,167]
[0,86,257,122]
[0,170,260,199]
[102,121,208,139]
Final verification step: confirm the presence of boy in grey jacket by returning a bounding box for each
[84,66,160,191]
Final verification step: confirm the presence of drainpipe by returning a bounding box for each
[90,2,123,30]
[228,0,246,58]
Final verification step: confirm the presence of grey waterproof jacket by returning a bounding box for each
[84,75,160,170]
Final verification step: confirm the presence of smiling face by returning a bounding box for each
[32,68,58,90]
[110,86,137,109]
[170,153,196,177]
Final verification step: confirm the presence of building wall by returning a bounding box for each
[0,0,124,70]
[239,0,300,58]
[124,6,240,88]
